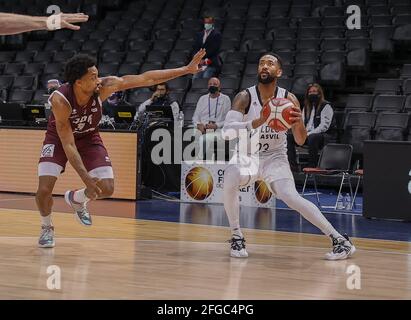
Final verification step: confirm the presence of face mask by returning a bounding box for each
[208,86,219,94]
[308,94,320,104]
[204,24,213,31]
[47,87,57,95]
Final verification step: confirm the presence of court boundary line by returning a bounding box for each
[1,236,410,256]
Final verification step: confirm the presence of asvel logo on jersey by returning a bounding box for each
[260,125,281,139]
[41,144,55,158]
[71,109,77,115]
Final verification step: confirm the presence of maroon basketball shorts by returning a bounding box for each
[38,134,113,179]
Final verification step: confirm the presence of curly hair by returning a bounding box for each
[64,54,96,85]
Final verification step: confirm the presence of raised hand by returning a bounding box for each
[186,49,207,74]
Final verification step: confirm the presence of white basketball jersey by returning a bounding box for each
[243,85,289,157]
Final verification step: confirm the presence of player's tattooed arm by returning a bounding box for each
[98,49,206,102]
[50,94,101,198]
[287,92,307,146]
[230,90,267,129]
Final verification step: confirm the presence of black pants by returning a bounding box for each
[287,132,325,168]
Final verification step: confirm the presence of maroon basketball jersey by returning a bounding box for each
[46,83,102,140]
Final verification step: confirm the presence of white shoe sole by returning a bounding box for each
[325,245,356,261]
[230,251,249,258]
[38,241,55,248]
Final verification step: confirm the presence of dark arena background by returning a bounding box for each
[0,0,411,306]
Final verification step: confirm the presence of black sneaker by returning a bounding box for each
[228,235,248,258]
[325,234,356,260]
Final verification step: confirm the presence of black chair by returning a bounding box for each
[145,51,168,64]
[152,41,175,53]
[139,62,163,73]
[191,78,209,92]
[183,92,203,108]
[14,51,36,63]
[220,64,243,77]
[302,144,354,209]
[33,51,54,63]
[404,95,411,114]
[0,76,14,90]
[100,52,126,64]
[8,89,34,104]
[12,76,35,90]
[341,111,377,154]
[127,90,152,105]
[320,51,345,64]
[372,95,405,113]
[272,39,296,52]
[98,63,119,77]
[321,27,345,39]
[53,50,76,62]
[118,63,141,76]
[291,75,316,97]
[401,64,411,79]
[347,48,369,71]
[345,94,374,112]
[320,62,346,86]
[373,79,402,95]
[295,52,319,64]
[166,76,190,93]
[403,79,411,96]
[294,64,318,77]
[3,63,25,76]
[374,112,409,141]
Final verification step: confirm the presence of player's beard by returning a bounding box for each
[258,73,276,84]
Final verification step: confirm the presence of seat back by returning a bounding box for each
[317,143,353,171]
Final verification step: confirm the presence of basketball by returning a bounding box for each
[262,97,294,131]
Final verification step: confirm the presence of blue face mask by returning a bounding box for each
[204,23,213,31]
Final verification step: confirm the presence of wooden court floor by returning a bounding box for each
[0,202,411,299]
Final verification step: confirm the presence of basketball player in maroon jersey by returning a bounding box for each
[37,50,206,248]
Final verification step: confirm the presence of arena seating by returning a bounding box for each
[0,0,410,157]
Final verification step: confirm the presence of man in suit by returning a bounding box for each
[192,14,222,79]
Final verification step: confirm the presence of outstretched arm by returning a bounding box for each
[0,12,89,35]
[287,92,307,146]
[50,94,101,199]
[99,49,206,102]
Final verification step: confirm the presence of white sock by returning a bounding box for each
[41,215,52,226]
[223,165,249,239]
[73,188,90,204]
[271,179,343,239]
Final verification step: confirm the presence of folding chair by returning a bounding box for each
[302,143,353,209]
[351,169,363,210]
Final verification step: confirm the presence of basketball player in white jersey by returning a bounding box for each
[222,53,355,260]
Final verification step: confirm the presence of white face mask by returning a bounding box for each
[204,23,213,31]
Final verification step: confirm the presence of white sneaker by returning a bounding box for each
[325,234,356,260]
[229,235,248,258]
[64,190,92,226]
[38,225,55,248]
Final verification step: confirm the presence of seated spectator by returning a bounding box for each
[192,77,231,160]
[47,79,61,94]
[192,14,222,80]
[103,91,127,119]
[287,83,334,170]
[136,83,179,120]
